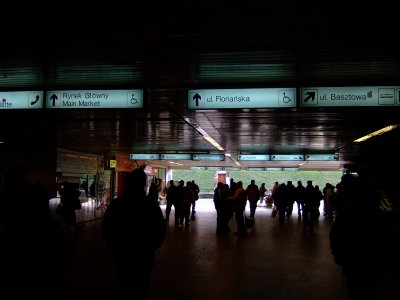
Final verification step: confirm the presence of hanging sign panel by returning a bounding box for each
[160,154,192,160]
[129,154,160,160]
[46,89,143,109]
[300,86,400,107]
[237,154,270,161]
[190,166,207,170]
[0,91,43,109]
[188,88,296,109]
[192,154,225,161]
[206,166,225,171]
[271,154,304,161]
[305,154,339,161]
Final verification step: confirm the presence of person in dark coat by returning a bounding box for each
[165,179,179,223]
[330,170,397,300]
[213,182,232,235]
[101,165,166,300]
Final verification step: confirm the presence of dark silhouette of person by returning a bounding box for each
[190,180,200,220]
[285,180,296,217]
[225,181,247,235]
[213,182,232,235]
[165,180,178,223]
[329,169,397,300]
[175,180,185,226]
[101,165,166,300]
[303,180,317,231]
[179,181,195,227]
[148,178,160,204]
[273,183,288,225]
[0,175,67,299]
[295,180,306,220]
[259,182,267,205]
[59,181,81,235]
[89,177,96,198]
[245,179,260,219]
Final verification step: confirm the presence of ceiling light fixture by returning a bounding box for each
[226,155,241,166]
[203,134,225,151]
[169,161,183,166]
[353,124,399,143]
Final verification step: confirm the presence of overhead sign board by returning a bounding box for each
[238,154,270,161]
[247,167,265,171]
[206,166,225,171]
[192,154,225,161]
[305,154,339,161]
[188,88,296,109]
[190,166,207,170]
[300,86,400,107]
[0,91,43,109]
[46,89,143,109]
[271,154,304,161]
[129,154,160,160]
[191,166,240,171]
[160,154,192,160]
[283,167,299,171]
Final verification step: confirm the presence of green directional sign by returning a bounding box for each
[190,166,207,170]
[129,154,160,160]
[46,89,143,109]
[305,154,339,161]
[160,154,192,160]
[206,166,225,171]
[300,86,400,107]
[0,91,43,109]
[188,88,296,109]
[192,154,225,161]
[271,154,304,161]
[238,154,270,161]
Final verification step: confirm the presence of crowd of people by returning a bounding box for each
[208,178,336,235]
[1,167,398,300]
[165,179,200,227]
[101,169,399,300]
[271,179,326,230]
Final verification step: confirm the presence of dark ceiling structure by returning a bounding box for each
[1,1,400,170]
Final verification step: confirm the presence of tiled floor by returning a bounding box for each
[59,198,399,300]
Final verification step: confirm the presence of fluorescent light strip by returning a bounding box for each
[227,154,242,166]
[354,124,399,143]
[169,161,183,166]
[203,135,225,151]
[183,117,224,151]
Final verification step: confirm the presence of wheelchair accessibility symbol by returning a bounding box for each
[282,92,291,103]
[278,90,295,106]
[130,94,138,104]
[126,90,143,108]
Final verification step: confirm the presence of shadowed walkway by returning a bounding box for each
[59,198,399,300]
